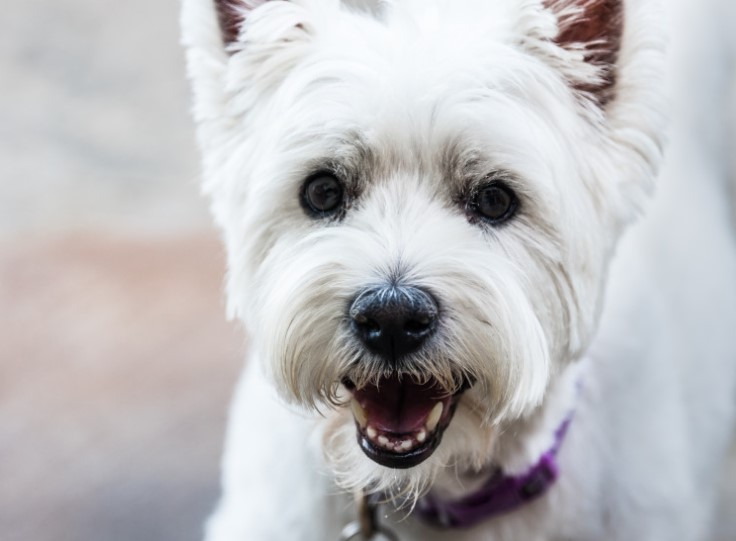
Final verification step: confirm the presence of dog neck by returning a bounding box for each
[415,361,584,528]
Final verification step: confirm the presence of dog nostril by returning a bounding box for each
[365,320,381,334]
[404,319,431,335]
[352,313,381,332]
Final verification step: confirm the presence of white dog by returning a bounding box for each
[181,0,736,539]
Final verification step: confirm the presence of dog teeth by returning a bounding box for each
[426,402,443,432]
[350,399,368,428]
[364,427,425,453]
[358,401,448,453]
[357,401,445,455]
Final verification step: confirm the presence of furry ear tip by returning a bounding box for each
[546,0,624,105]
[215,0,244,46]
[215,0,273,47]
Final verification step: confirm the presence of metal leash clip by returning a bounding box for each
[338,490,399,541]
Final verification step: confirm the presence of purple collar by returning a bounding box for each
[415,416,572,529]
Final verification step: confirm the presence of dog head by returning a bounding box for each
[183,0,665,496]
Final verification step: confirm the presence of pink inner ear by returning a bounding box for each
[545,0,624,103]
[215,0,272,46]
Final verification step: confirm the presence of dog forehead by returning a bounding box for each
[335,0,525,47]
[257,1,569,173]
[306,0,548,91]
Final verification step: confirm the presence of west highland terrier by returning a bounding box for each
[181,0,736,539]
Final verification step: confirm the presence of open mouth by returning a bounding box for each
[343,375,467,469]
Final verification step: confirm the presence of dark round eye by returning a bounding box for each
[302,173,344,216]
[471,182,518,224]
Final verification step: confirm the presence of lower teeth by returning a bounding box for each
[363,426,431,453]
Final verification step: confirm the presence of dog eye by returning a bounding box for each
[302,173,344,216]
[470,182,518,224]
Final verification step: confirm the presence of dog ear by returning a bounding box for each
[544,0,624,104]
[215,0,273,46]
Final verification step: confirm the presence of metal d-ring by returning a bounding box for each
[338,490,400,541]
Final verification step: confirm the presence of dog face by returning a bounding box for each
[183,0,665,496]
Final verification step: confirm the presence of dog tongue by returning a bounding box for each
[352,376,448,434]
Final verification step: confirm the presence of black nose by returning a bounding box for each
[349,285,439,363]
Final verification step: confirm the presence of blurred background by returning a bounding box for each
[0,1,242,540]
[0,1,733,541]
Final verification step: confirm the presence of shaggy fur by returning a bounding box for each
[181,0,736,539]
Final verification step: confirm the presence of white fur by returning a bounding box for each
[181,0,736,539]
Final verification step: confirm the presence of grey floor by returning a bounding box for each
[0,1,733,540]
